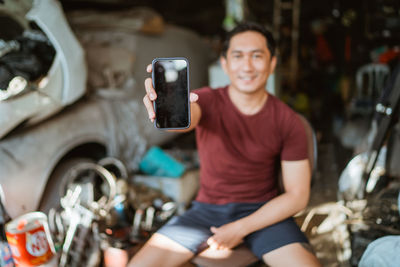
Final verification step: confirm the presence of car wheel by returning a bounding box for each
[39,157,94,214]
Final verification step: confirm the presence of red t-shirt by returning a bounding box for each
[194,86,308,204]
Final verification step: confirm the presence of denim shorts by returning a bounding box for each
[157,201,309,259]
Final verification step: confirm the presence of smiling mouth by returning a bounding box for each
[238,75,257,81]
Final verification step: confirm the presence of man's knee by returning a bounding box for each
[262,242,321,267]
[193,244,259,267]
[128,233,194,267]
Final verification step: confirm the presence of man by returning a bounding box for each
[129,22,321,267]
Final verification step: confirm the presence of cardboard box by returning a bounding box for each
[133,169,199,212]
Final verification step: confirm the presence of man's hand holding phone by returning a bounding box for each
[143,59,199,130]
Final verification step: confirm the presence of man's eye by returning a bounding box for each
[253,54,262,58]
[232,54,242,59]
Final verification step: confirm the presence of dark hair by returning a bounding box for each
[221,22,276,58]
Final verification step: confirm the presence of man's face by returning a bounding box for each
[221,31,276,95]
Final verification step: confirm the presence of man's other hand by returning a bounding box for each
[206,221,247,250]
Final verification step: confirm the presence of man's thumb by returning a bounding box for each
[190,93,198,102]
[210,226,217,233]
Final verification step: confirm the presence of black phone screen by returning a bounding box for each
[152,58,190,129]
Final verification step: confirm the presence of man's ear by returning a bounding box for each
[220,56,228,74]
[270,56,277,74]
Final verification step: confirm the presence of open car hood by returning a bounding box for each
[0,0,86,139]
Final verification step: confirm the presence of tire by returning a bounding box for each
[39,157,94,214]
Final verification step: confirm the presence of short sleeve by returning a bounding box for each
[280,113,308,161]
[193,87,216,126]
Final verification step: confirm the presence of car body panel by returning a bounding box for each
[0,1,212,218]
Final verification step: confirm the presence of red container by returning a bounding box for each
[5,212,55,267]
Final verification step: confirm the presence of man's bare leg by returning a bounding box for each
[262,242,321,267]
[193,244,258,267]
[127,233,194,267]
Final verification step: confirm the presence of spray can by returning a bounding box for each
[5,212,55,267]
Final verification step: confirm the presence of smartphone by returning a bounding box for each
[152,57,190,129]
